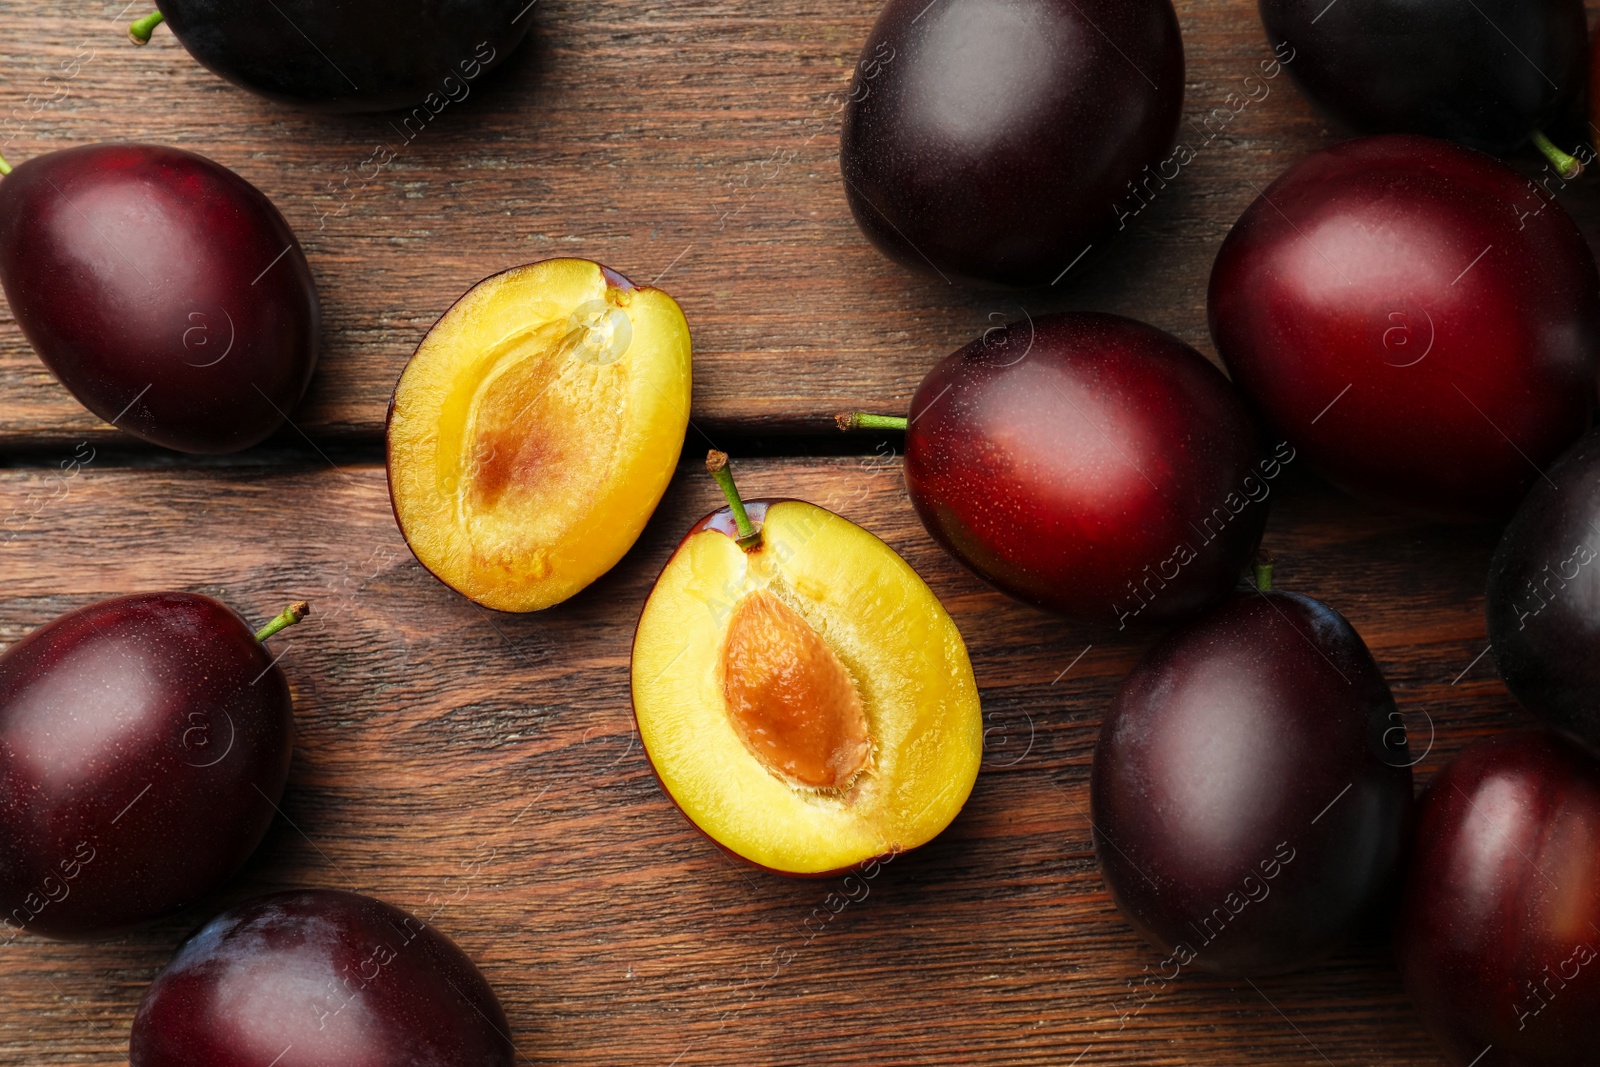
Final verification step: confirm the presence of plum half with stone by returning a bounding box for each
[631,452,982,874]
[387,258,691,612]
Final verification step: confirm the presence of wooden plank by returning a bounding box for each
[0,454,1511,1064]
[4,0,1595,448]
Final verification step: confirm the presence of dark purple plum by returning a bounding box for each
[1209,135,1600,522]
[0,144,319,454]
[1258,0,1587,159]
[0,594,304,939]
[134,0,532,113]
[840,0,1184,288]
[1486,429,1600,746]
[1091,576,1414,975]
[844,312,1270,626]
[130,889,516,1066]
[1397,730,1600,1067]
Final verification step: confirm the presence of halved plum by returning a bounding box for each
[631,453,983,875]
[387,258,691,612]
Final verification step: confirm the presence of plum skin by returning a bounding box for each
[154,0,533,113]
[1397,731,1600,1067]
[840,0,1184,288]
[1257,0,1587,154]
[1209,134,1600,522]
[0,144,320,454]
[904,312,1269,625]
[1486,428,1600,747]
[130,889,515,1066]
[1092,590,1414,976]
[0,593,292,939]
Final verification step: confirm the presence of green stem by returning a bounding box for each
[706,450,761,550]
[836,412,908,432]
[254,600,310,642]
[1253,551,1275,593]
[0,154,10,177]
[128,10,164,45]
[1530,130,1583,180]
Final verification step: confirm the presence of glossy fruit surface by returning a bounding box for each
[1092,587,1413,975]
[1397,730,1600,1067]
[903,312,1269,627]
[1258,0,1586,154]
[388,258,691,612]
[0,593,295,938]
[1487,430,1600,745]
[130,889,515,1066]
[840,0,1183,287]
[633,490,982,875]
[0,144,319,454]
[1210,135,1600,522]
[1593,32,1600,135]
[153,0,532,112]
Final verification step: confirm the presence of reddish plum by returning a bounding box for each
[1397,730,1600,1067]
[1209,135,1600,522]
[0,144,320,453]
[130,889,516,1066]
[846,312,1271,626]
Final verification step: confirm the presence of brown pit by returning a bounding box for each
[722,590,871,789]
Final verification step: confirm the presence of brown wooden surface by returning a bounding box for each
[0,454,1523,1065]
[0,0,1595,448]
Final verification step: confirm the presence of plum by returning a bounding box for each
[1209,135,1599,521]
[839,0,1184,288]
[131,0,532,113]
[0,594,303,938]
[0,144,319,454]
[130,889,516,1066]
[1092,570,1414,974]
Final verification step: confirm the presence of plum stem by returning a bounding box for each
[254,601,311,643]
[1253,551,1275,593]
[836,412,907,432]
[128,10,164,45]
[0,154,10,177]
[1530,130,1583,180]
[706,450,762,550]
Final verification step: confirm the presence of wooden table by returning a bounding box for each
[0,0,1587,1062]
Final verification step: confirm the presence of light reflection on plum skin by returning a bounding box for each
[1091,590,1414,977]
[1398,731,1600,1067]
[903,312,1268,626]
[0,144,319,454]
[129,889,517,1067]
[840,0,1184,288]
[0,592,293,939]
[1208,135,1600,523]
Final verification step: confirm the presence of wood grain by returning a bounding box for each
[2,0,1597,449]
[0,454,1521,1065]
